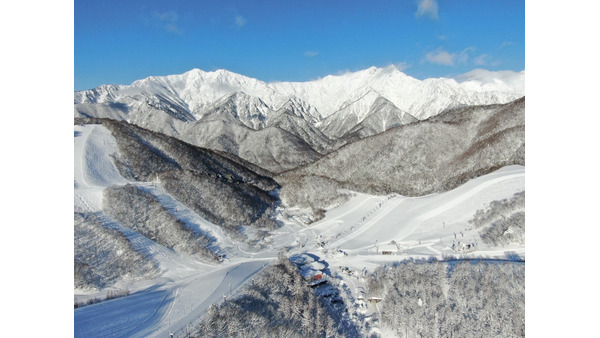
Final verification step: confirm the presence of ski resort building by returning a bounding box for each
[378,244,398,255]
[368,297,383,304]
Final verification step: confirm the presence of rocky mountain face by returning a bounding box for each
[322,95,419,140]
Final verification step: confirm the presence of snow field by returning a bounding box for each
[301,165,524,259]
[74,124,127,212]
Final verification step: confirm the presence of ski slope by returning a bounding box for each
[312,166,524,256]
[74,124,127,212]
[75,259,269,338]
[74,124,274,337]
[74,124,524,337]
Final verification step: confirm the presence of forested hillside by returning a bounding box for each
[191,254,358,337]
[74,212,160,290]
[367,259,525,337]
[278,98,524,218]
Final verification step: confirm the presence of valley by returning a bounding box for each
[74,121,523,336]
[74,66,525,337]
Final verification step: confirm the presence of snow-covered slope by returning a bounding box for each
[197,91,272,129]
[75,66,523,130]
[74,124,128,212]
[316,166,524,254]
[320,94,418,139]
[270,65,524,120]
[76,69,287,118]
[174,119,322,173]
[343,96,418,140]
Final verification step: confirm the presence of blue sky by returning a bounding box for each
[74,0,524,90]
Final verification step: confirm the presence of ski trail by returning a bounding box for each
[95,212,211,272]
[74,125,91,188]
[309,194,379,230]
[74,192,93,213]
[75,124,128,212]
[396,171,525,241]
[137,183,230,252]
[166,260,269,338]
[322,167,524,253]
[122,289,176,338]
[329,196,407,248]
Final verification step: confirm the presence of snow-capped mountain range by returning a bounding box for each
[75,66,524,172]
[76,65,523,123]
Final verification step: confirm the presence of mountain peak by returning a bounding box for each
[77,66,525,125]
[366,66,379,74]
[351,65,408,78]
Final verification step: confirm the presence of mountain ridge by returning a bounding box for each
[75,66,523,173]
[76,66,524,121]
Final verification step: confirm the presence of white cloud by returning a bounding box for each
[453,69,524,94]
[416,0,439,20]
[235,15,246,28]
[152,10,181,34]
[304,51,319,57]
[499,41,514,49]
[457,47,476,63]
[473,54,490,66]
[394,61,410,71]
[473,54,501,66]
[424,48,455,66]
[424,47,486,66]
